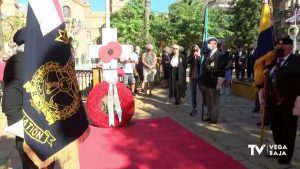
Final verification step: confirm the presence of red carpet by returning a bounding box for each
[79,117,246,169]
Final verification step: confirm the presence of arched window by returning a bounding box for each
[63,6,71,18]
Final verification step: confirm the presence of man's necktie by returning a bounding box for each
[271,58,284,82]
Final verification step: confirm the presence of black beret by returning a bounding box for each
[13,27,26,45]
[276,37,293,45]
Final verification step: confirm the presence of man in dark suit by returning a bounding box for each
[259,37,300,164]
[2,28,39,169]
[202,37,226,123]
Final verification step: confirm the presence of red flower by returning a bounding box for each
[117,68,125,77]
[98,42,122,63]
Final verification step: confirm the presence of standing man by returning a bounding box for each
[161,47,171,83]
[246,45,255,80]
[259,38,300,164]
[120,45,139,96]
[202,37,226,123]
[142,44,157,96]
[135,46,143,91]
[0,57,6,103]
[2,28,38,168]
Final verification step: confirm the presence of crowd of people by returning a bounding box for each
[119,37,300,165]
[122,38,257,122]
[1,25,300,167]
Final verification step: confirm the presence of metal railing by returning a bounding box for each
[76,70,93,98]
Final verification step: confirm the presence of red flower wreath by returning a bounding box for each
[98,42,122,63]
[86,81,134,128]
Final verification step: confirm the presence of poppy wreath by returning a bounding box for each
[86,81,134,127]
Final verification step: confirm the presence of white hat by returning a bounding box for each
[172,44,179,49]
[146,44,153,50]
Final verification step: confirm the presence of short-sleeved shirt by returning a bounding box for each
[121,52,139,74]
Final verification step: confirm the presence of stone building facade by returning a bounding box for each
[1,0,129,68]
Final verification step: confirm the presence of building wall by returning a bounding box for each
[208,0,232,9]
[1,0,18,17]
[1,0,26,53]
[1,0,128,67]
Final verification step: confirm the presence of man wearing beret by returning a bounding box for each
[2,28,39,168]
[259,37,300,164]
[202,37,226,123]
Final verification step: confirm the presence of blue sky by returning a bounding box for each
[17,0,176,12]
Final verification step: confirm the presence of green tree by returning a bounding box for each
[111,0,146,47]
[167,0,232,48]
[228,0,261,46]
[209,9,233,42]
[150,12,173,48]
[167,0,204,48]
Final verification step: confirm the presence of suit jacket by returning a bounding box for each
[202,49,225,88]
[266,54,300,108]
[169,54,187,98]
[2,52,23,126]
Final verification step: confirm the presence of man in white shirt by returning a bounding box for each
[120,45,139,96]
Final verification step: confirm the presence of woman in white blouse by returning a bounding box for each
[169,44,187,105]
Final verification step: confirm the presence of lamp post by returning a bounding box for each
[105,0,110,28]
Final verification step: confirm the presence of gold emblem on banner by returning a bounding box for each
[55,29,69,44]
[24,58,81,125]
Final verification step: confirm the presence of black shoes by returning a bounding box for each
[174,99,181,105]
[190,109,201,116]
[278,158,291,164]
[265,152,278,159]
[256,122,270,126]
[203,118,212,122]
[211,119,218,124]
[252,108,259,113]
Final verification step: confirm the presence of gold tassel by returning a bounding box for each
[24,127,90,169]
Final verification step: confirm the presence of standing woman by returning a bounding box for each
[220,43,233,95]
[169,44,187,105]
[187,44,202,115]
[161,47,171,82]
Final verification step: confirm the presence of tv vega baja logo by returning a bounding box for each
[248,144,287,156]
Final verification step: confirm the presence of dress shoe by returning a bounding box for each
[256,122,270,126]
[189,109,197,116]
[211,119,218,124]
[203,118,212,122]
[278,158,291,164]
[265,152,278,159]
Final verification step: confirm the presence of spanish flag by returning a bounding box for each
[253,0,275,88]
[23,0,89,167]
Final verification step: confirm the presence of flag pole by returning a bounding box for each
[260,0,267,146]
[201,0,208,121]
[260,0,273,146]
